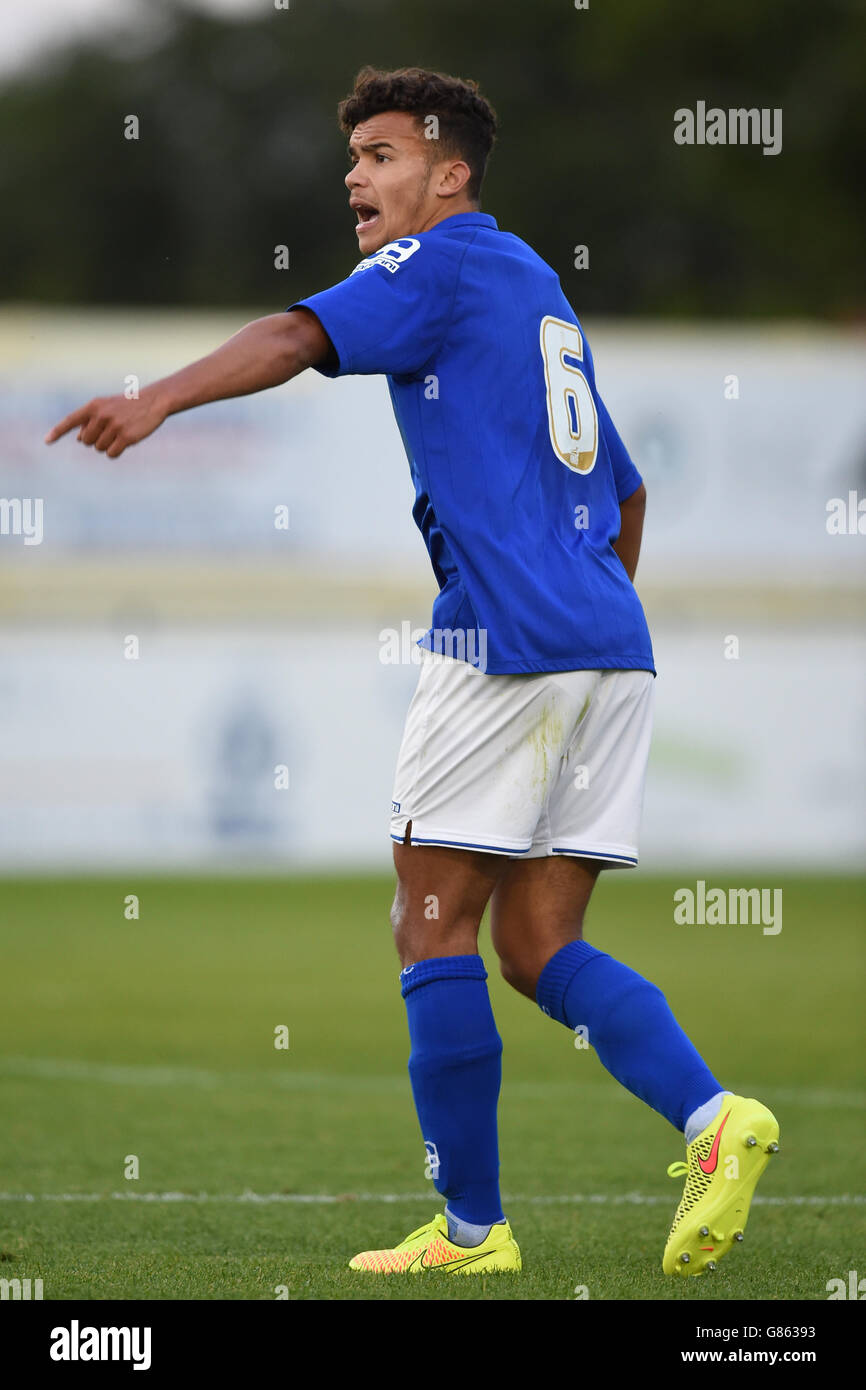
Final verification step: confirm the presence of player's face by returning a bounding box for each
[345,111,442,255]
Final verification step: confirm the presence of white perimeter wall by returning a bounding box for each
[0,310,863,872]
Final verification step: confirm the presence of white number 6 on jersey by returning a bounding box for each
[539,314,598,474]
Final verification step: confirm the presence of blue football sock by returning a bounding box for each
[401,954,504,1228]
[536,939,722,1132]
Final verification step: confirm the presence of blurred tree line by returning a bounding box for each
[2,0,863,318]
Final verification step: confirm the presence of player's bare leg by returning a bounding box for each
[390,828,506,965]
[489,855,604,998]
[491,851,728,1130]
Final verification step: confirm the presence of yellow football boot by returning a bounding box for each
[349,1212,522,1274]
[664,1093,780,1276]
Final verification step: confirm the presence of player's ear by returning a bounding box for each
[437,159,472,199]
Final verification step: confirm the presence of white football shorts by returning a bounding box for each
[389,648,655,866]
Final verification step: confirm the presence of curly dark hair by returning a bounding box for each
[338,66,498,203]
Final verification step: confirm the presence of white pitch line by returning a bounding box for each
[0,1191,862,1207]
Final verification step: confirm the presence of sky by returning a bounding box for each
[0,0,267,76]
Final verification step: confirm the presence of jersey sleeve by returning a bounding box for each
[596,392,643,503]
[287,237,455,379]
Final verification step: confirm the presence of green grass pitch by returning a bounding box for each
[0,872,863,1301]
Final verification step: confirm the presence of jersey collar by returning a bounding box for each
[425,212,498,234]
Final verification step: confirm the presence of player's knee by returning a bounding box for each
[391,897,482,969]
[390,894,438,965]
[498,952,538,1001]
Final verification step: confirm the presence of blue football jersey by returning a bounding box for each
[291,212,655,676]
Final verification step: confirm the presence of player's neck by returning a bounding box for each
[412,199,482,235]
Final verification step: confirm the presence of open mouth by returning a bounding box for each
[352,201,380,233]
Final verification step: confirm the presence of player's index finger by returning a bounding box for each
[44,405,87,443]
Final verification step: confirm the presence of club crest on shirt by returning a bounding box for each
[351,238,421,276]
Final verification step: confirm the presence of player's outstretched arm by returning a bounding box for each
[44,308,333,459]
[612,481,646,583]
